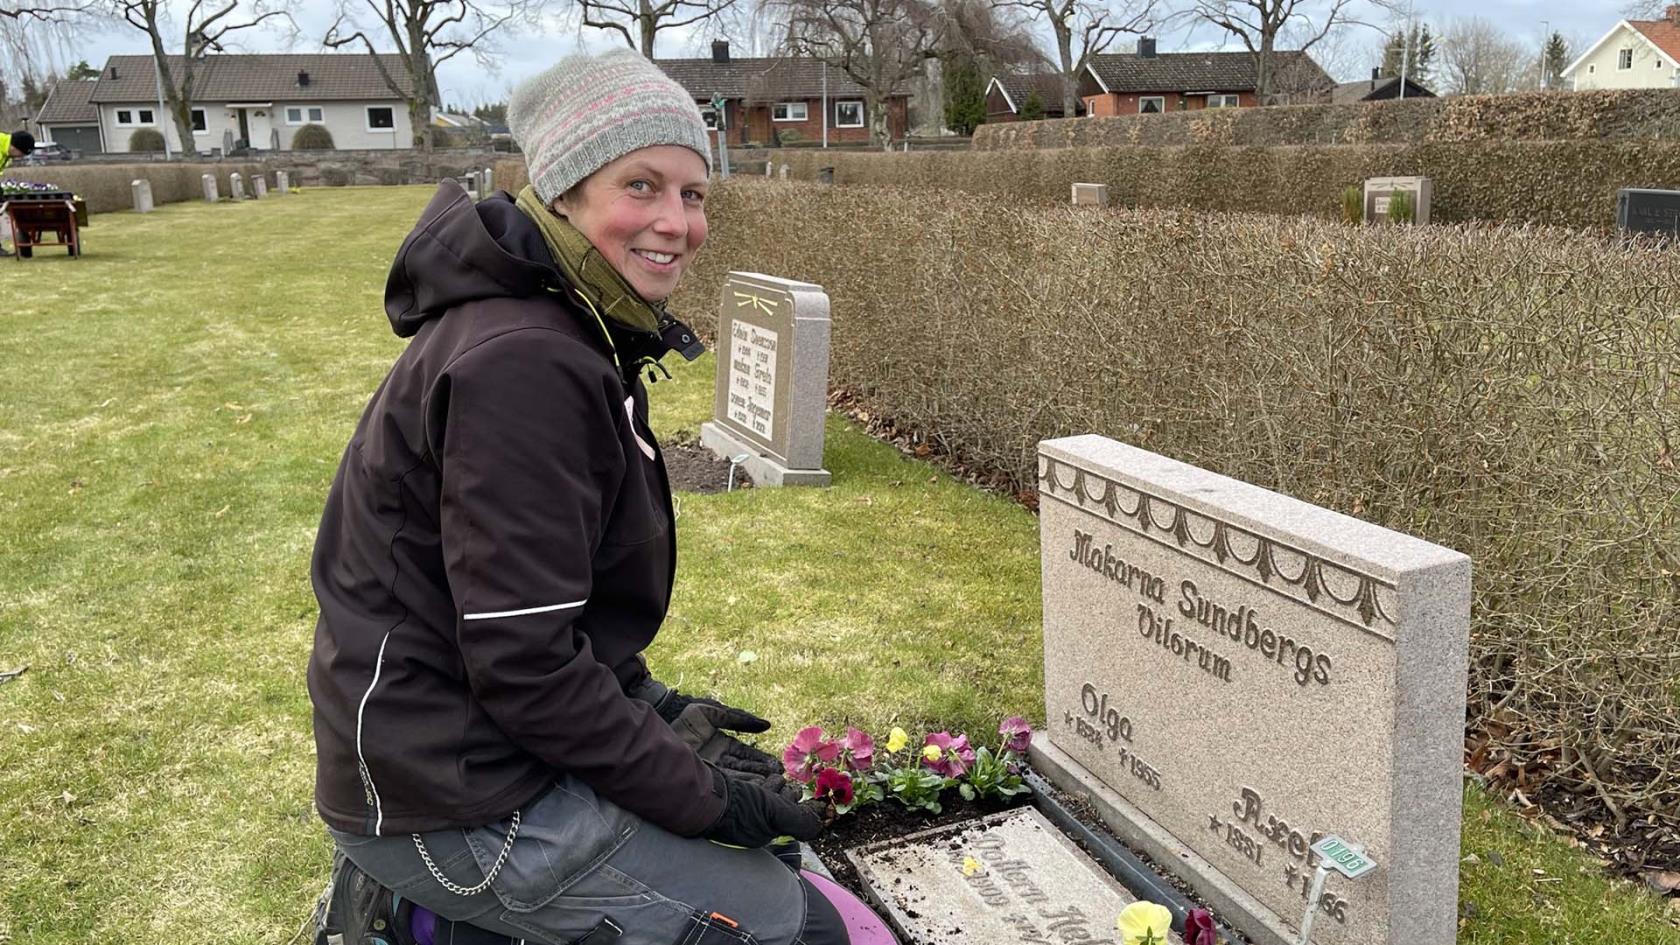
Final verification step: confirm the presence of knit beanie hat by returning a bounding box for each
[509,49,712,204]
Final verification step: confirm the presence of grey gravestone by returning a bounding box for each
[276,170,290,195]
[252,175,268,199]
[223,128,235,156]
[1617,188,1680,234]
[699,272,831,487]
[481,168,494,196]
[850,808,1183,945]
[779,164,790,180]
[131,179,154,213]
[202,173,219,202]
[1031,434,1468,945]
[270,127,281,151]
[230,173,247,200]
[1362,176,1431,224]
[1072,183,1109,207]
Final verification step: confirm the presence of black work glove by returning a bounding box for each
[655,688,771,734]
[703,767,826,848]
[671,703,783,779]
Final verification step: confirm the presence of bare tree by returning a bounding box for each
[325,0,531,151]
[1437,16,1525,95]
[995,0,1156,117]
[578,0,737,56]
[105,0,290,155]
[0,0,86,19]
[1189,0,1385,104]
[781,0,944,148]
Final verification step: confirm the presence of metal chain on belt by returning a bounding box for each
[412,809,522,897]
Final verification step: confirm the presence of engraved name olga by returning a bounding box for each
[1070,529,1336,687]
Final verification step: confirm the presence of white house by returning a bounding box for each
[34,79,103,153]
[89,53,418,154]
[1561,5,1680,91]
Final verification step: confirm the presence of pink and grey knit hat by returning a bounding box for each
[509,48,713,204]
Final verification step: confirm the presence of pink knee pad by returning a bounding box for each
[799,870,899,945]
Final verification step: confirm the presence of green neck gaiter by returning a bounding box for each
[515,185,662,335]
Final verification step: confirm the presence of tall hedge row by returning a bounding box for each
[777,140,1680,229]
[974,88,1680,151]
[672,180,1680,831]
[1,163,267,214]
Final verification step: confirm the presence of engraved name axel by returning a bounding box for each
[1068,528,1335,687]
[1207,787,1352,925]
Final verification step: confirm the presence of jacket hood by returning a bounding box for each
[384,181,561,338]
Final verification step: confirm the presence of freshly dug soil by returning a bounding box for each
[663,441,753,494]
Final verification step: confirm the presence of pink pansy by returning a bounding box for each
[841,727,875,771]
[998,716,1032,754]
[783,726,841,782]
[921,731,977,778]
[813,767,855,806]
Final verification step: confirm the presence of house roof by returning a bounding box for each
[89,53,413,104]
[1329,75,1435,104]
[1562,19,1680,76]
[36,78,99,125]
[1084,50,1330,94]
[988,73,1071,113]
[655,56,887,101]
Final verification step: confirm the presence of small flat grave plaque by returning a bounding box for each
[849,808,1182,945]
[1362,176,1431,224]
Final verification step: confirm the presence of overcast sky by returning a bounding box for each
[37,0,1634,107]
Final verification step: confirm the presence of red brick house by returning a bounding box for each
[1078,40,1330,115]
[984,73,1081,123]
[657,42,909,146]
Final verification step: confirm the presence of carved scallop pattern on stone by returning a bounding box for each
[1039,454,1396,636]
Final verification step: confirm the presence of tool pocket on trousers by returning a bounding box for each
[673,910,760,945]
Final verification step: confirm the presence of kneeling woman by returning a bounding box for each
[307,50,844,945]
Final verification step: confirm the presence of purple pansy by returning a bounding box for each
[998,716,1032,754]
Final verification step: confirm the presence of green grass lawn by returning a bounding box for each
[0,187,1673,944]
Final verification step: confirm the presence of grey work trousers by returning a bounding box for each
[328,775,843,945]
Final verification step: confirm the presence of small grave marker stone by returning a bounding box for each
[851,808,1183,945]
[1616,187,1680,234]
[230,173,246,200]
[252,175,268,199]
[1072,183,1109,207]
[481,168,494,196]
[131,179,154,213]
[699,272,832,487]
[1031,434,1469,945]
[779,164,789,180]
[202,174,219,202]
[1362,176,1431,224]
[276,171,290,195]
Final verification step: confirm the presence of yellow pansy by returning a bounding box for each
[922,744,943,762]
[961,856,982,877]
[886,727,910,753]
[1116,901,1173,945]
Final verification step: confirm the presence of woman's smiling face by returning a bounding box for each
[556,145,709,302]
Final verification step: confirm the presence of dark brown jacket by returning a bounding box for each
[308,182,722,837]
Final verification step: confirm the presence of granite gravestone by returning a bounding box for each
[230,173,246,200]
[1617,188,1680,235]
[202,173,219,202]
[851,809,1183,945]
[252,174,268,199]
[699,272,832,487]
[131,179,154,213]
[1362,176,1431,224]
[276,170,290,195]
[1030,435,1468,945]
[1072,183,1110,207]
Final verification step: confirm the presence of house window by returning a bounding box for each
[115,108,155,127]
[1207,94,1240,108]
[1139,96,1165,114]
[835,100,864,128]
[286,106,325,125]
[771,101,808,122]
[1619,48,1634,69]
[191,108,207,133]
[367,106,396,131]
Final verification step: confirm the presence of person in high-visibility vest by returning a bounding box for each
[0,130,37,256]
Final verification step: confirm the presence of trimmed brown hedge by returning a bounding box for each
[778,141,1680,229]
[2,163,267,213]
[975,88,1680,151]
[674,180,1680,830]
